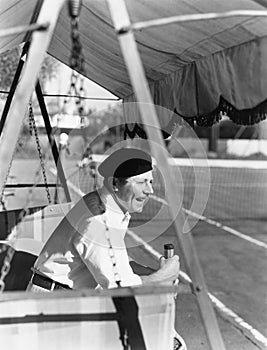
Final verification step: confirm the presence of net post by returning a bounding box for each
[106,0,226,349]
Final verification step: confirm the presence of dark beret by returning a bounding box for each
[98,148,152,178]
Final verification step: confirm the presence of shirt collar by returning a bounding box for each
[98,187,131,224]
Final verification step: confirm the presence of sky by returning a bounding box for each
[46,62,120,113]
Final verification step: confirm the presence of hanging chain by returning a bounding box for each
[102,214,131,349]
[0,183,37,291]
[64,70,85,125]
[70,16,84,74]
[77,76,85,128]
[102,216,122,288]
[0,141,17,291]
[0,161,45,291]
[0,103,46,291]
[0,127,18,210]
[0,158,13,255]
[68,0,86,128]
[28,100,52,204]
[0,112,32,255]
[0,101,53,291]
[28,108,33,135]
[0,245,15,292]
[0,157,14,211]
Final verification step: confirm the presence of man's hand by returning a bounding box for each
[140,255,180,284]
[158,255,180,282]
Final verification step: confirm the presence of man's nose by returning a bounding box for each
[144,182,154,194]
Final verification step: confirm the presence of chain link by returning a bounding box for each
[0,146,15,210]
[28,109,33,136]
[102,215,131,349]
[0,109,30,281]
[68,13,86,128]
[0,243,8,255]
[0,246,15,292]
[28,101,52,204]
[102,216,122,288]
[70,17,85,73]
[0,102,53,291]
[0,167,41,291]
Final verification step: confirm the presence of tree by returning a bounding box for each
[0,46,59,95]
[0,47,20,94]
[39,55,59,92]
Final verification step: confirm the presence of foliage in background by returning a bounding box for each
[0,47,20,94]
[39,55,59,92]
[0,46,59,94]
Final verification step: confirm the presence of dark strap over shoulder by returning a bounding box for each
[83,191,106,215]
[112,296,147,350]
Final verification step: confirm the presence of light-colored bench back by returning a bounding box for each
[10,203,73,255]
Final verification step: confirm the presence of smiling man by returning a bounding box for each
[27,148,180,292]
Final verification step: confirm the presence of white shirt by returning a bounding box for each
[33,187,142,289]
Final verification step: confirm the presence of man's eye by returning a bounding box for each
[137,180,153,185]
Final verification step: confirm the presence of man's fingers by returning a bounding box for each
[159,255,166,267]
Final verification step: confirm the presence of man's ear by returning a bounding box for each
[107,177,117,191]
[113,178,119,192]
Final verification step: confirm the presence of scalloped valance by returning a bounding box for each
[124,37,267,128]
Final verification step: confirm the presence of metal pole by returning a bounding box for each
[106,1,226,349]
[0,0,66,197]
[35,81,72,202]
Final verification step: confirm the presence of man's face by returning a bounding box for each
[115,171,154,213]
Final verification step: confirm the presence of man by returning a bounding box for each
[27,147,180,291]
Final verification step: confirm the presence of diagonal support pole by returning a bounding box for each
[106,1,226,349]
[35,81,71,202]
[0,0,66,197]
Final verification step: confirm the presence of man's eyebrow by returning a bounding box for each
[135,178,153,182]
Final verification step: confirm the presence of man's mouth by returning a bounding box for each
[135,197,147,202]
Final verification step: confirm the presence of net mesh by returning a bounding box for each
[67,159,267,221]
[180,162,267,220]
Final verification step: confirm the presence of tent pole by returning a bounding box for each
[35,81,71,202]
[106,1,226,349]
[0,0,44,137]
[0,0,66,198]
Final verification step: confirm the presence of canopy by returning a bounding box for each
[1,0,267,126]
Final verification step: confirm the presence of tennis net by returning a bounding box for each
[68,157,267,221]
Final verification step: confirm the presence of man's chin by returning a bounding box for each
[135,207,144,213]
[131,199,149,213]
[132,204,145,213]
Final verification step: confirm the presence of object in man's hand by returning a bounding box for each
[164,243,174,259]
